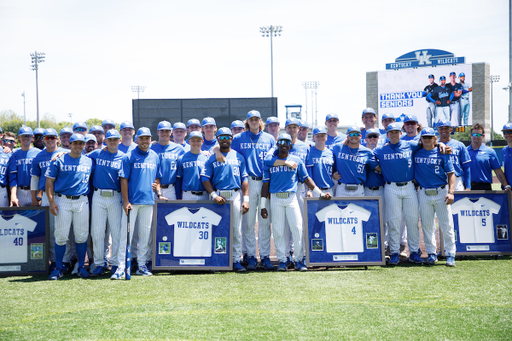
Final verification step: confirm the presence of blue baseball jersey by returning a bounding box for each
[467,144,500,183]
[8,147,41,187]
[200,150,248,190]
[446,82,463,102]
[427,85,451,107]
[364,166,385,188]
[201,138,218,152]
[373,140,420,183]
[401,134,420,141]
[123,147,162,205]
[306,146,334,189]
[267,140,309,164]
[325,133,347,150]
[87,149,129,191]
[31,147,64,191]
[177,152,208,192]
[332,144,378,185]
[460,81,471,99]
[0,150,11,187]
[151,142,185,185]
[503,146,512,185]
[177,142,190,153]
[445,139,471,178]
[414,148,454,188]
[118,143,136,154]
[231,130,275,178]
[263,154,309,193]
[46,154,93,196]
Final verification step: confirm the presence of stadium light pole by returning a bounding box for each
[21,91,26,126]
[302,81,320,128]
[132,85,146,119]
[260,25,282,98]
[69,113,73,124]
[30,51,45,128]
[490,75,500,141]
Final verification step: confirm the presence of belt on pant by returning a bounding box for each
[57,193,83,200]
[319,187,331,190]
[274,192,291,199]
[387,181,410,187]
[160,184,174,189]
[18,186,31,190]
[338,182,363,186]
[419,185,446,190]
[471,182,491,187]
[0,184,6,188]
[186,191,204,195]
[94,188,120,193]
[250,176,263,181]
[366,186,382,191]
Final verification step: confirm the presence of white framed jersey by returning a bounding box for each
[452,197,500,244]
[0,214,37,263]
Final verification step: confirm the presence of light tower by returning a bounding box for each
[490,75,500,141]
[302,81,320,128]
[30,51,45,128]
[260,25,283,98]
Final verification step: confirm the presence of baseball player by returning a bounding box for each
[459,73,472,126]
[172,122,190,152]
[59,128,73,149]
[306,127,335,197]
[2,132,16,151]
[87,129,129,277]
[73,122,88,136]
[298,120,313,146]
[325,113,347,150]
[438,120,471,190]
[151,121,185,200]
[46,133,93,280]
[467,123,510,191]
[102,119,116,134]
[381,113,396,131]
[401,115,421,141]
[332,126,377,197]
[176,131,209,200]
[231,120,245,136]
[201,117,218,152]
[446,71,463,126]
[414,128,456,266]
[187,119,201,134]
[502,123,512,186]
[89,125,105,147]
[84,134,97,154]
[33,128,45,150]
[427,76,451,124]
[265,116,280,140]
[0,126,3,146]
[424,74,438,128]
[261,133,331,271]
[360,108,386,140]
[201,127,250,272]
[0,138,9,207]
[9,127,41,207]
[119,121,136,153]
[118,127,165,278]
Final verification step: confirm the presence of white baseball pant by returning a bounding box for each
[17,188,32,207]
[384,182,420,254]
[418,186,456,257]
[460,98,470,126]
[119,204,153,270]
[284,183,305,256]
[271,192,304,263]
[241,178,268,258]
[159,184,177,200]
[91,190,123,268]
[426,102,436,127]
[454,176,464,191]
[182,191,209,200]
[215,189,243,262]
[335,183,365,197]
[311,188,334,198]
[41,192,56,262]
[450,102,460,126]
[54,195,90,246]
[364,186,387,246]
[436,106,450,122]
[0,186,8,207]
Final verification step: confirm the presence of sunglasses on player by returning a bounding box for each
[472,133,483,137]
[405,121,417,125]
[504,131,512,135]
[366,135,379,139]
[44,136,57,140]
[422,136,434,140]
[34,135,44,140]
[348,133,361,137]
[277,140,292,145]
[74,128,86,132]
[2,139,15,144]
[218,136,231,140]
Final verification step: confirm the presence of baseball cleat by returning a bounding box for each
[49,262,57,273]
[262,257,275,270]
[277,262,287,271]
[241,254,249,267]
[110,268,125,280]
[246,256,257,270]
[294,261,307,272]
[49,268,63,280]
[78,266,91,278]
[445,256,456,267]
[399,244,407,258]
[103,258,110,270]
[90,266,105,277]
[135,265,153,276]
[388,253,399,265]
[286,253,295,269]
[233,261,247,272]
[61,262,70,273]
[409,252,424,264]
[426,254,438,265]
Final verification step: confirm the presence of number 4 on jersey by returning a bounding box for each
[351,227,356,235]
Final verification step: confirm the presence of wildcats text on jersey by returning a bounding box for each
[459,210,491,217]
[0,228,25,236]
[176,221,210,229]
[328,217,359,224]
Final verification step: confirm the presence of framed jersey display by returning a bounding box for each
[152,200,233,271]
[440,191,512,256]
[304,197,385,267]
[0,206,49,277]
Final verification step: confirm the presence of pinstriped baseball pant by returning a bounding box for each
[241,178,270,258]
[17,188,32,206]
[364,186,387,246]
[335,183,365,197]
[119,204,154,270]
[0,186,8,207]
[271,192,304,263]
[54,195,89,245]
[182,191,209,200]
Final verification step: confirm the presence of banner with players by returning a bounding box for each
[377,64,473,128]
[0,207,49,277]
[440,191,512,256]
[304,197,385,267]
[152,200,233,271]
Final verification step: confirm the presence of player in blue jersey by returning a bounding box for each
[119,121,136,153]
[306,127,335,197]
[201,127,250,272]
[424,74,438,128]
[187,119,201,133]
[177,131,209,200]
[59,127,73,149]
[201,117,218,152]
[46,134,94,280]
[101,119,116,134]
[459,73,472,126]
[332,126,378,197]
[438,120,471,190]
[265,116,280,141]
[414,128,456,266]
[447,71,463,126]
[73,121,88,136]
[33,128,45,150]
[172,122,189,152]
[467,123,510,191]
[84,134,97,153]
[151,121,185,200]
[119,127,164,277]
[0,139,10,207]
[231,120,245,136]
[298,120,313,146]
[325,113,347,150]
[401,115,421,141]
[89,125,104,147]
[87,130,129,277]
[502,123,512,187]
[261,133,331,271]
[360,108,386,140]
[427,76,451,124]
[9,127,41,207]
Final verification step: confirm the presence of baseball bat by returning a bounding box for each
[126,208,131,280]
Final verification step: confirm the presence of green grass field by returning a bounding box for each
[1,258,512,340]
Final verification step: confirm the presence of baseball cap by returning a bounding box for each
[285,118,300,127]
[60,127,73,136]
[386,123,401,132]
[502,123,512,131]
[173,122,186,131]
[313,127,327,135]
[202,117,216,127]
[449,71,456,76]
[404,115,418,123]
[18,126,33,136]
[44,128,58,137]
[381,113,395,121]
[70,133,85,143]
[120,121,135,130]
[365,128,380,136]
[89,125,104,134]
[157,121,172,131]
[325,113,339,121]
[421,128,436,137]
[346,126,361,134]
[362,108,376,116]
[428,74,434,79]
[439,76,446,81]
[231,120,244,129]
[73,121,87,131]
[299,120,309,129]
[85,134,97,143]
[102,119,115,127]
[459,72,466,77]
[266,117,280,125]
[216,127,232,137]
[188,131,204,140]
[247,110,261,120]
[106,129,121,139]
[136,127,152,138]
[187,119,201,127]
[33,128,45,136]
[277,133,292,142]
[437,119,452,127]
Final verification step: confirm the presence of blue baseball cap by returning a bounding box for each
[313,127,327,135]
[365,128,380,136]
[362,108,376,116]
[102,119,115,127]
[33,128,45,135]
[136,127,152,138]
[106,129,121,139]
[503,123,512,131]
[173,122,186,131]
[299,120,309,129]
[325,113,339,121]
[89,125,104,134]
[120,121,134,130]
[247,110,261,120]
[421,128,436,137]
[231,120,244,129]
[157,121,172,131]
[381,113,395,121]
[18,126,33,136]
[449,71,456,76]
[70,133,85,143]
[404,115,418,123]
[285,118,300,127]
[386,123,402,132]
[459,72,466,77]
[439,76,446,81]
[216,127,232,137]
[428,74,434,79]
[202,117,216,127]
[266,117,280,125]
[73,122,87,131]
[85,134,97,143]
[346,126,361,134]
[188,131,204,140]
[60,127,73,136]
[277,133,292,142]
[437,119,452,127]
[44,128,58,137]
[187,119,201,127]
